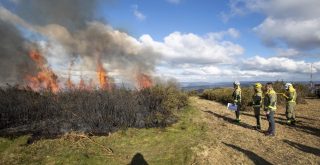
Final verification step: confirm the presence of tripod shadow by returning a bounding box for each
[129,153,148,165]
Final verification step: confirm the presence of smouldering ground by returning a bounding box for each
[0,97,319,164]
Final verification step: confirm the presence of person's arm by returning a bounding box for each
[236,89,241,103]
[268,93,277,110]
[263,94,269,111]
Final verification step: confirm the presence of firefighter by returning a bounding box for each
[283,83,297,125]
[252,83,263,130]
[232,81,241,123]
[264,82,277,136]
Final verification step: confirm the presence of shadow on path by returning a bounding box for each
[241,112,320,137]
[283,140,320,156]
[203,110,255,130]
[277,113,317,121]
[222,142,272,165]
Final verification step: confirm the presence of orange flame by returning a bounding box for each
[97,59,112,90]
[78,77,86,90]
[24,50,122,92]
[137,73,153,89]
[66,77,75,89]
[26,50,60,93]
[66,62,75,89]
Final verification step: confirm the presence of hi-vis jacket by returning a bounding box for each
[232,87,241,105]
[264,89,277,111]
[285,87,297,103]
[252,89,262,108]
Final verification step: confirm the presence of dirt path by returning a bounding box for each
[190,97,320,165]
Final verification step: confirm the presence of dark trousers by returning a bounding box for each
[235,104,241,120]
[266,111,275,134]
[253,107,261,126]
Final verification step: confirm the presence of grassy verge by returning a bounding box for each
[0,104,208,165]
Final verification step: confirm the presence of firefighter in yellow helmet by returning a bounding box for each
[283,83,297,125]
[264,82,277,136]
[232,81,241,123]
[252,83,263,130]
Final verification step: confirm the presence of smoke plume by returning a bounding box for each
[0,0,158,88]
[0,19,36,84]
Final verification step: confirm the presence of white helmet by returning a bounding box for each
[285,83,292,90]
[234,81,240,86]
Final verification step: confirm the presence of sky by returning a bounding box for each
[1,0,320,84]
[102,0,320,82]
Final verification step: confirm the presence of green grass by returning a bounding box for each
[0,105,208,165]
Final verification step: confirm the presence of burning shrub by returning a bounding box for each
[0,83,188,137]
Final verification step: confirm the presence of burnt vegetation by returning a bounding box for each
[0,83,188,137]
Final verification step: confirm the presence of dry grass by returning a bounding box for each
[191,96,320,164]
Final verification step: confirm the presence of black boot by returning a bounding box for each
[256,125,261,130]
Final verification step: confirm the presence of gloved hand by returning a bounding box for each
[265,111,270,115]
[282,93,288,99]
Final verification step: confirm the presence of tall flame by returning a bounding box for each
[24,50,153,92]
[66,62,75,89]
[137,73,153,89]
[26,50,60,93]
[66,77,75,89]
[78,76,86,90]
[97,59,112,90]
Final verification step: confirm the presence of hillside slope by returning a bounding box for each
[191,97,320,164]
[0,97,319,164]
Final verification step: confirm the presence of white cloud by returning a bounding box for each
[312,61,320,71]
[254,17,320,49]
[224,0,320,51]
[139,30,244,65]
[132,5,146,21]
[139,28,320,82]
[242,56,317,73]
[276,48,300,57]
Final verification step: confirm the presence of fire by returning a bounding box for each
[137,73,153,89]
[97,59,112,90]
[66,62,75,89]
[25,50,153,93]
[66,77,75,89]
[26,50,60,93]
[78,77,86,90]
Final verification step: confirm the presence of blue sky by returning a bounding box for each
[98,0,320,82]
[1,0,320,84]
[100,0,272,57]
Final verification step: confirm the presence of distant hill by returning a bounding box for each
[180,81,317,92]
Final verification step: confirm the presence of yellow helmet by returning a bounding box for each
[254,82,262,88]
